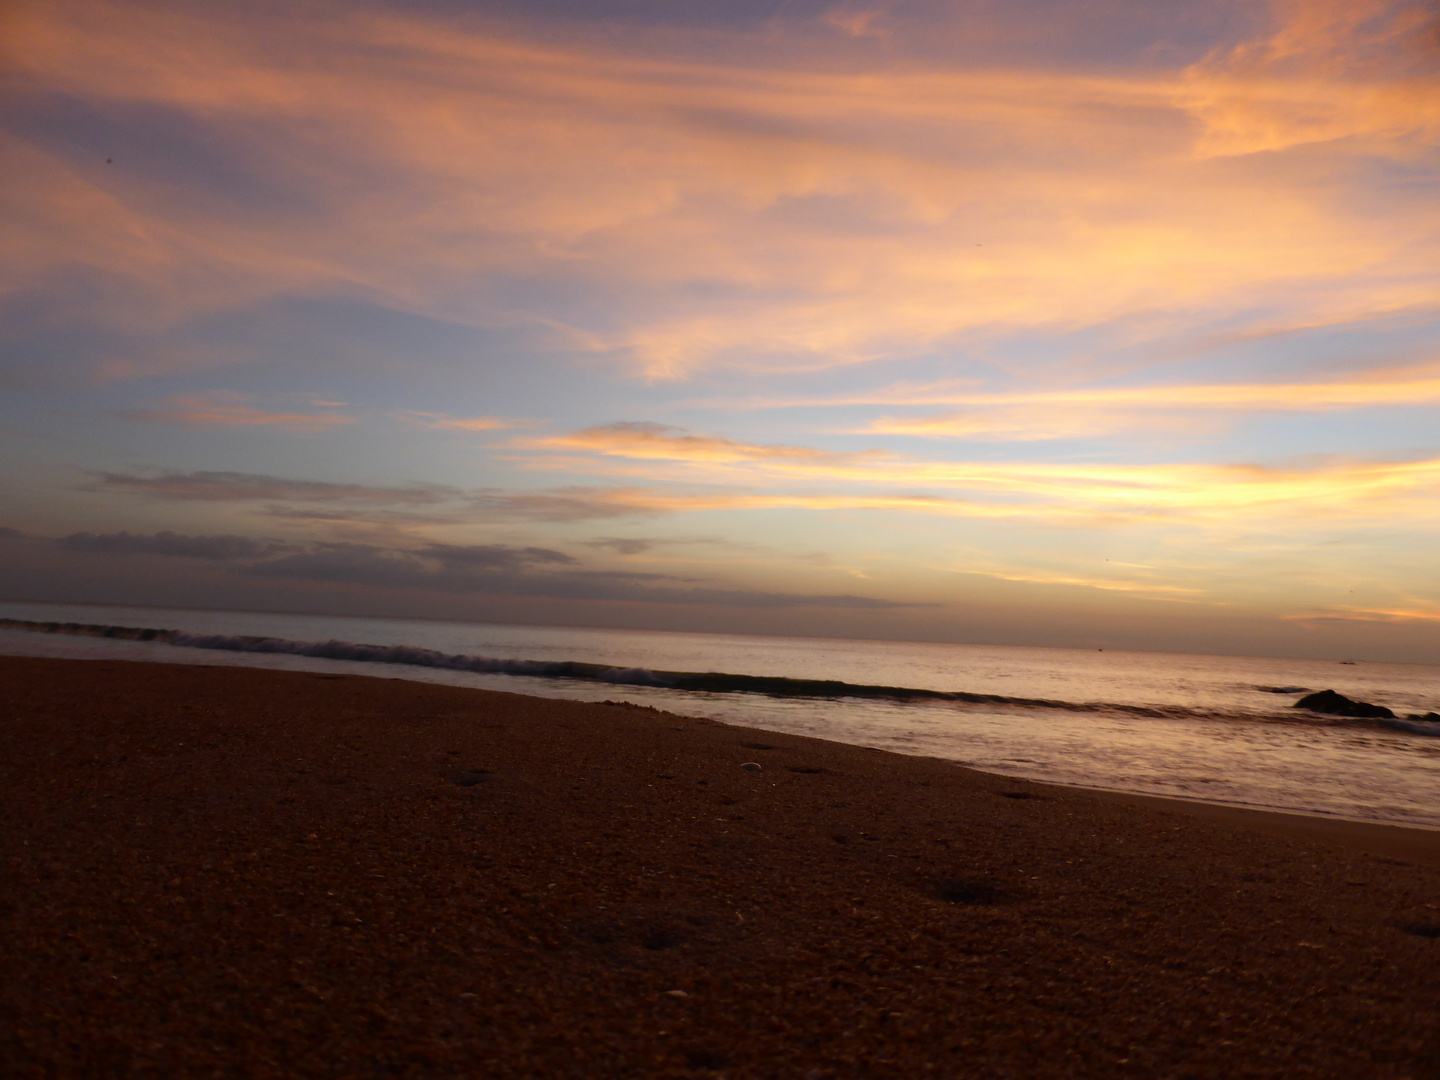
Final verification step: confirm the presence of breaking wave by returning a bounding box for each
[1382,717,1440,737]
[0,616,1164,712]
[5,617,1437,733]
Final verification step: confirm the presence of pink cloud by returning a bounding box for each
[399,412,541,432]
[7,0,1437,381]
[525,422,884,465]
[121,393,356,432]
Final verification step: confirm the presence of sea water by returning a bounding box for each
[2,599,1437,828]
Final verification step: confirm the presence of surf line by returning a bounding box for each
[0,616,1346,725]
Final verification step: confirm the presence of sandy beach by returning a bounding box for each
[2,655,1438,1078]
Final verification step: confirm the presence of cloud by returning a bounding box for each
[242,540,907,607]
[1181,0,1440,157]
[823,6,891,40]
[586,537,655,555]
[524,422,885,464]
[1280,601,1440,624]
[467,483,1054,523]
[5,0,1436,384]
[466,484,1047,522]
[91,469,688,522]
[516,424,1440,525]
[39,517,912,608]
[464,486,692,521]
[603,585,910,609]
[398,411,542,432]
[48,528,578,577]
[89,438,1440,535]
[248,541,576,588]
[956,566,1207,600]
[857,369,1440,440]
[258,506,465,527]
[86,467,840,524]
[91,470,458,504]
[582,534,746,556]
[712,365,1440,413]
[865,408,1192,442]
[119,392,356,431]
[0,526,27,539]
[56,529,294,560]
[416,541,575,568]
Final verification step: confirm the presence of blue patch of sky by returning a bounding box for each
[409,0,1256,67]
[1218,407,1440,464]
[1166,310,1440,383]
[6,93,324,221]
[367,0,810,30]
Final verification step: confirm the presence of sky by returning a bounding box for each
[3,0,1440,662]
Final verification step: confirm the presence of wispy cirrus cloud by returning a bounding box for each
[955,566,1209,601]
[587,537,657,556]
[858,369,1440,440]
[55,530,296,560]
[241,541,909,608]
[90,470,458,504]
[119,393,356,432]
[6,0,1437,383]
[1181,0,1440,158]
[523,422,885,465]
[398,411,542,432]
[699,364,1440,411]
[40,526,910,610]
[1280,602,1440,625]
[584,535,744,556]
[91,439,1440,532]
[515,423,1440,525]
[92,468,696,522]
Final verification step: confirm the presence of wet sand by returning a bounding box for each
[2,656,1438,1078]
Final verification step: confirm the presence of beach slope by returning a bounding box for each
[2,657,1438,1078]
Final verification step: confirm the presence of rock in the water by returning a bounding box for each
[1293,689,1395,719]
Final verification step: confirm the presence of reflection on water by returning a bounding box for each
[3,599,1438,827]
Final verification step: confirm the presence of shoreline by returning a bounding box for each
[1066,787,1440,867]
[2,627,1437,835]
[4,655,1440,1077]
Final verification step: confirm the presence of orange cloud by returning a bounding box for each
[121,393,356,432]
[513,423,1440,525]
[509,487,1091,523]
[5,0,1437,380]
[956,566,1209,600]
[858,370,1440,439]
[866,372,1440,411]
[823,6,891,40]
[1181,0,1440,157]
[526,422,885,465]
[1281,602,1440,624]
[400,412,541,432]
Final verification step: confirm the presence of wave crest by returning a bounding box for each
[5,617,1435,732]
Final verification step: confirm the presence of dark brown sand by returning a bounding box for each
[2,656,1438,1079]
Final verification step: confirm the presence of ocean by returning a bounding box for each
[3,599,1437,828]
